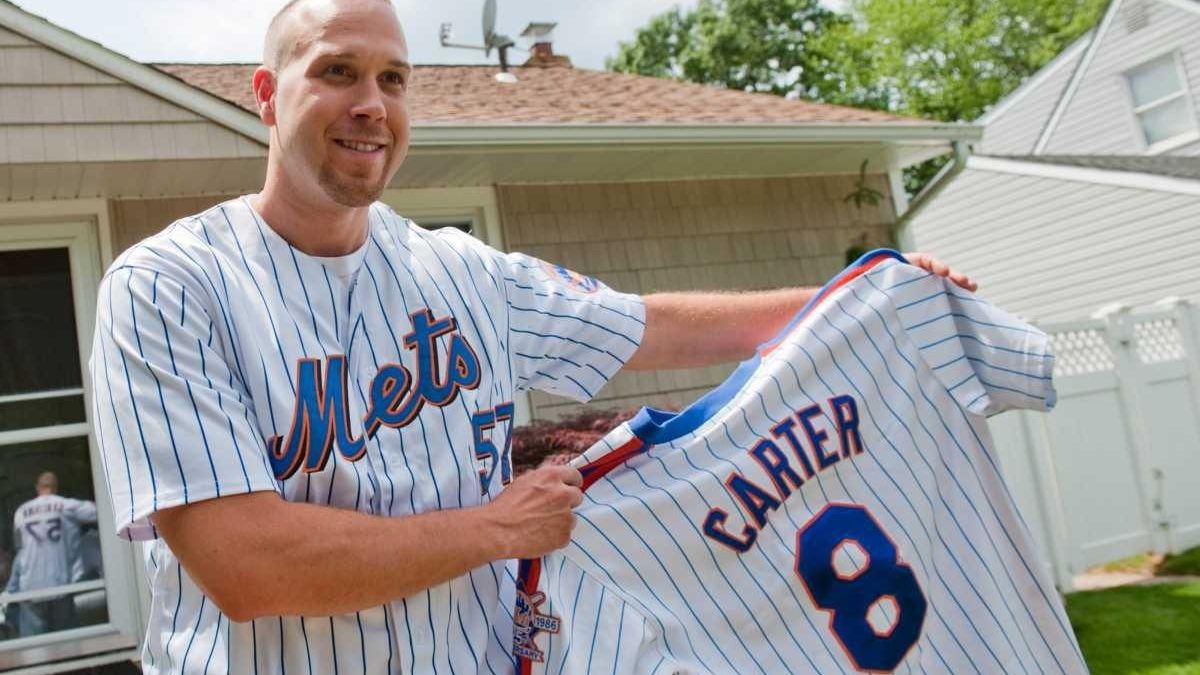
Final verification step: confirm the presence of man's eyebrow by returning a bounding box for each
[321,51,411,70]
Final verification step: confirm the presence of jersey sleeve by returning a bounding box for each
[62,499,98,525]
[887,268,1056,417]
[89,266,281,541]
[501,252,645,402]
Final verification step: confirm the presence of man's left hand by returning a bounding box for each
[905,252,978,292]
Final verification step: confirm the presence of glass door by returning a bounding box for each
[0,219,139,669]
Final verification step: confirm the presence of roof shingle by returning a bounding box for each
[154,63,921,125]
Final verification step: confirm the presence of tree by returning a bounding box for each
[811,0,1108,124]
[606,0,845,100]
[610,0,1108,193]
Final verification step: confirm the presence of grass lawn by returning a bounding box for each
[1159,547,1200,576]
[1067,581,1200,675]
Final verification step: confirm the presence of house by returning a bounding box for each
[0,1,978,670]
[898,0,1200,592]
[900,0,1200,323]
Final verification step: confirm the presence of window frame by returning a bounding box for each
[0,202,142,671]
[1123,49,1200,154]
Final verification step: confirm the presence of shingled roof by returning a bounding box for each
[154,63,921,126]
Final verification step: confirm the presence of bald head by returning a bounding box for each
[36,471,58,494]
[263,0,400,71]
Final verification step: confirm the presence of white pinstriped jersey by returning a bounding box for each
[88,196,645,674]
[516,250,1088,675]
[7,495,98,592]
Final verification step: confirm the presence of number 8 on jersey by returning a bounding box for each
[796,503,927,672]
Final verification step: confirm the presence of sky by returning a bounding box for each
[12,0,704,70]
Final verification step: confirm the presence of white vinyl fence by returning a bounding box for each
[990,300,1200,591]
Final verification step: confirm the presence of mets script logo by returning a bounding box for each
[512,589,560,663]
[539,260,601,294]
[266,309,480,480]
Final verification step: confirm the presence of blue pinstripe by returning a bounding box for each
[584,586,606,674]
[617,459,826,672]
[805,319,1011,671]
[595,468,793,672]
[216,209,298,397]
[860,275,1080,669]
[502,278,645,325]
[582,501,766,674]
[98,280,137,531]
[780,345,977,671]
[610,595,626,675]
[567,523,690,666]
[507,303,640,347]
[829,294,1047,671]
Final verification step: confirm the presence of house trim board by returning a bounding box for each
[969,155,1200,195]
[1034,0,1125,154]
[978,32,1093,127]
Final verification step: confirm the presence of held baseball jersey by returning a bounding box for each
[515,250,1088,675]
[88,197,645,674]
[6,494,98,593]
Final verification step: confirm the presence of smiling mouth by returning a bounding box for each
[335,140,386,153]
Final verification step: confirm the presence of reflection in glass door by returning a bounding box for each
[0,247,107,643]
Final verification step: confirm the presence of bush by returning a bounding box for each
[512,408,640,475]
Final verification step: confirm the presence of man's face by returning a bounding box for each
[265,0,412,208]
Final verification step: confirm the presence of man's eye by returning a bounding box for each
[382,71,407,88]
[326,64,350,77]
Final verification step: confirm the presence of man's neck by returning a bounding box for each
[252,179,370,257]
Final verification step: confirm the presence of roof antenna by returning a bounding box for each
[440,0,519,83]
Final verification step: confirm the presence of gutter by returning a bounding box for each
[895,140,971,249]
[409,123,984,148]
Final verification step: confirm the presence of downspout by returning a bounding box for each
[894,140,971,251]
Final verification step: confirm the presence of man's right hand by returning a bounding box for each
[485,465,583,559]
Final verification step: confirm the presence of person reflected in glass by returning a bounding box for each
[3,472,98,637]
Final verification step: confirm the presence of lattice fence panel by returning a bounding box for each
[1049,328,1115,376]
[1133,318,1186,365]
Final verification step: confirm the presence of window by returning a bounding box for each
[412,216,474,235]
[0,249,108,647]
[0,215,140,671]
[1126,53,1198,150]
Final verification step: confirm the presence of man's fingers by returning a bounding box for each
[952,272,978,292]
[559,466,583,488]
[905,251,978,292]
[567,487,584,509]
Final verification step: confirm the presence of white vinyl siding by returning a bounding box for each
[905,164,1200,322]
[0,41,264,164]
[979,36,1089,155]
[1043,0,1200,156]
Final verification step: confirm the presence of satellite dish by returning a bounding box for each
[483,0,497,56]
[439,0,519,75]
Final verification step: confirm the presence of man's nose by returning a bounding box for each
[349,80,387,121]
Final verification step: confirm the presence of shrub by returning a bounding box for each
[511,408,640,475]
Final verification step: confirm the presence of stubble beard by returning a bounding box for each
[317,161,390,208]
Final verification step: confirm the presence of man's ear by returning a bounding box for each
[252,67,277,126]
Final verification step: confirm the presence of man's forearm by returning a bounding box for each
[156,492,506,621]
[153,464,581,622]
[625,288,818,371]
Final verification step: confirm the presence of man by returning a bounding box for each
[3,472,98,637]
[89,0,974,672]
